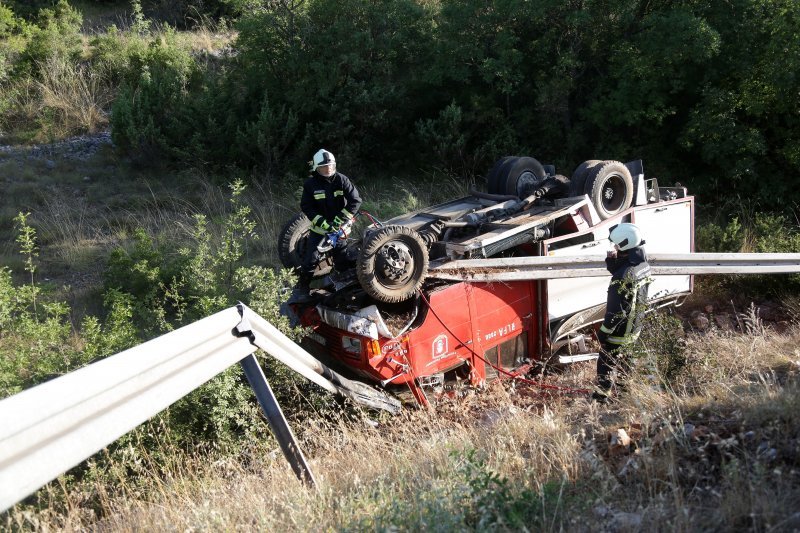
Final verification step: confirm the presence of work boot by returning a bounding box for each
[591,390,610,403]
[591,379,612,403]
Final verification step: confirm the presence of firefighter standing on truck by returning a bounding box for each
[295,149,362,297]
[594,223,652,402]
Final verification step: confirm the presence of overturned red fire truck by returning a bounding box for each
[280,157,693,403]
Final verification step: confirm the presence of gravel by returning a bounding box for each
[0,131,113,163]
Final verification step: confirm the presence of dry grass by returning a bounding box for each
[2,56,112,142]
[36,55,112,137]
[4,322,799,531]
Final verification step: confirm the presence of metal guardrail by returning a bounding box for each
[0,304,398,513]
[428,253,800,281]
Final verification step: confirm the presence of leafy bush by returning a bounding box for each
[348,448,571,531]
[14,0,83,78]
[110,29,199,162]
[696,211,800,295]
[2,1,53,21]
[637,310,688,384]
[0,213,139,398]
[89,24,150,86]
[103,180,323,446]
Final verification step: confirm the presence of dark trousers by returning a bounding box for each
[596,339,632,392]
[299,232,354,286]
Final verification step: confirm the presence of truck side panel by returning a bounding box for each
[406,284,473,378]
[632,198,694,298]
[544,197,694,322]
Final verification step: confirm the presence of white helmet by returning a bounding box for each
[608,223,645,251]
[311,149,336,171]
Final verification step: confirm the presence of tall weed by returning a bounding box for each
[0,213,137,398]
[35,54,112,136]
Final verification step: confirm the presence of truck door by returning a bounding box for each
[466,281,534,380]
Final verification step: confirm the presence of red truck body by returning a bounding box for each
[296,193,695,404]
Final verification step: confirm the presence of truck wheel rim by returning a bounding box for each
[516,170,540,197]
[601,175,626,212]
[377,241,414,286]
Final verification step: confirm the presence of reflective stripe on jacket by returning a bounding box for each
[599,248,652,346]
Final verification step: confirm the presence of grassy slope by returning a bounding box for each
[3,322,799,531]
[1,136,799,530]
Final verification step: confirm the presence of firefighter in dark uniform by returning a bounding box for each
[297,148,362,293]
[594,223,652,401]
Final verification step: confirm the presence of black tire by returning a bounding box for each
[569,159,601,197]
[499,156,547,198]
[277,213,333,276]
[583,161,634,219]
[486,156,514,194]
[357,225,429,303]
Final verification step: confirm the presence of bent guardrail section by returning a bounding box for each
[0,304,399,512]
[0,307,257,511]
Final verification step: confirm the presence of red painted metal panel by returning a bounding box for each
[404,283,472,377]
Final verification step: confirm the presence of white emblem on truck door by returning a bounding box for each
[432,334,448,359]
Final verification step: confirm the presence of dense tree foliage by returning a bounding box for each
[109,0,800,207]
[2,0,798,207]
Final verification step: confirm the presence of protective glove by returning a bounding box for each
[333,215,354,235]
[312,216,332,233]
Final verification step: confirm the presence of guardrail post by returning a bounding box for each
[239,354,317,488]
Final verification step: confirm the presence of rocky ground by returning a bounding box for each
[0,131,113,165]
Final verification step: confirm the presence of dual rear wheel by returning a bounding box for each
[570,160,634,220]
[485,156,635,220]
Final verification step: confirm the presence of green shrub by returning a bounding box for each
[2,1,53,21]
[696,217,744,253]
[14,0,83,78]
[696,212,800,295]
[110,29,200,162]
[637,310,688,385]
[0,4,29,123]
[0,213,140,399]
[346,449,573,531]
[89,24,150,86]
[103,180,327,444]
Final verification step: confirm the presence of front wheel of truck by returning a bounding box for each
[357,225,429,303]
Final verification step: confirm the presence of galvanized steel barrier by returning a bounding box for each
[428,253,800,281]
[0,303,399,512]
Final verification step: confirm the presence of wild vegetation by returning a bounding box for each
[2,0,800,206]
[1,0,800,530]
